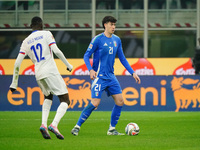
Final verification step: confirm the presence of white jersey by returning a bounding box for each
[20,30,60,80]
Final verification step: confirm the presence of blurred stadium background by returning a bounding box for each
[0,0,199,59]
[0,1,200,149]
[1,0,200,110]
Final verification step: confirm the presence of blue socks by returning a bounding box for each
[76,103,122,128]
[77,103,96,127]
[110,104,122,127]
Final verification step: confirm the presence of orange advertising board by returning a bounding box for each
[0,58,195,75]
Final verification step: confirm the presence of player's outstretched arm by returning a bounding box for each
[51,44,73,72]
[132,73,141,84]
[9,53,25,92]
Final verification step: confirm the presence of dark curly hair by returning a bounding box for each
[102,16,117,29]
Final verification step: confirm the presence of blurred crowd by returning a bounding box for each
[97,0,196,9]
[0,0,197,10]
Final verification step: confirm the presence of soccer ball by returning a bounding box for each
[125,122,140,136]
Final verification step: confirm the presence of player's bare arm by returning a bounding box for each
[89,69,97,80]
[132,73,141,84]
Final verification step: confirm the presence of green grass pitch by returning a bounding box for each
[0,111,199,150]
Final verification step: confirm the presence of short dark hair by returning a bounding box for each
[102,16,117,29]
[30,16,43,28]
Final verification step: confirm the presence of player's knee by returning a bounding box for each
[91,98,101,107]
[117,99,124,106]
[45,94,53,100]
[120,100,124,106]
[92,102,99,107]
[58,94,70,105]
[66,98,70,106]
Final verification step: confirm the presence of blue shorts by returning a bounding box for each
[91,77,122,98]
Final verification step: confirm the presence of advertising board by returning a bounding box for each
[1,75,200,112]
[0,58,195,75]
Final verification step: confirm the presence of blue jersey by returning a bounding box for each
[84,33,134,79]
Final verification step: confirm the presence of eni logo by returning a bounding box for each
[7,77,91,109]
[63,77,91,109]
[7,76,200,111]
[171,77,200,112]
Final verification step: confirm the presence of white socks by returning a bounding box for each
[42,99,52,127]
[42,100,68,128]
[75,124,80,129]
[109,125,115,131]
[52,102,68,127]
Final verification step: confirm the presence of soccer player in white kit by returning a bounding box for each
[9,16,73,140]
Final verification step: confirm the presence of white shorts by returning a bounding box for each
[37,75,68,96]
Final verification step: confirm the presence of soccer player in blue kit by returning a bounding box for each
[71,16,141,135]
